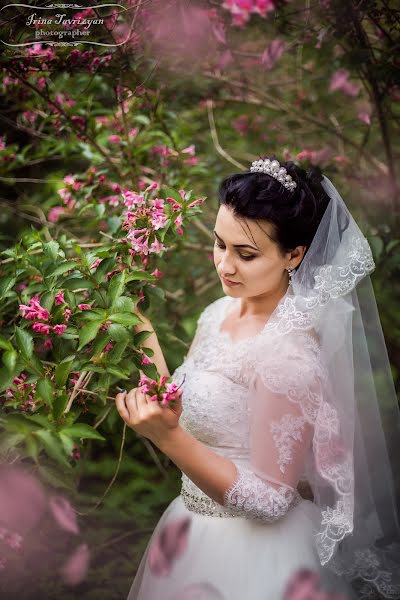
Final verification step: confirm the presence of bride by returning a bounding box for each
[115,156,400,600]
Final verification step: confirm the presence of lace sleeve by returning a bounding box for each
[223,333,325,523]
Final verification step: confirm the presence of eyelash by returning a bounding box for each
[214,240,256,261]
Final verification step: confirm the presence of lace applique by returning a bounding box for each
[223,463,301,523]
[270,414,307,473]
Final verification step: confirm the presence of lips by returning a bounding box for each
[222,276,240,285]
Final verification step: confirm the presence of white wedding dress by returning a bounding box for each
[127,293,357,600]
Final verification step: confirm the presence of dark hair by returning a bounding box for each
[217,154,332,258]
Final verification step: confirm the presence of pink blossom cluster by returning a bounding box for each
[3,374,38,412]
[19,292,71,338]
[138,374,181,406]
[66,49,112,72]
[222,0,275,27]
[122,188,167,257]
[0,526,23,552]
[150,144,199,168]
[0,135,16,162]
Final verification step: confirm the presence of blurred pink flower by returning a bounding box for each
[148,516,192,576]
[329,69,360,97]
[78,304,91,310]
[261,39,286,70]
[49,496,80,535]
[358,111,371,125]
[60,543,90,586]
[48,206,66,223]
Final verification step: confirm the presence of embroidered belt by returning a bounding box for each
[180,474,239,518]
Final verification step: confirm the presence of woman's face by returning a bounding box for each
[213,204,303,299]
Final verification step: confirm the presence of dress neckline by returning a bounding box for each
[217,288,291,347]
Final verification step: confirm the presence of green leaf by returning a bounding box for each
[108,271,125,305]
[37,463,75,491]
[134,330,153,345]
[112,296,137,313]
[37,378,55,405]
[0,276,16,298]
[0,369,17,393]
[3,350,17,372]
[63,276,95,291]
[0,335,13,351]
[106,365,129,380]
[15,327,33,360]
[125,271,156,282]
[47,262,74,277]
[43,240,60,261]
[91,332,111,355]
[108,323,129,342]
[139,361,159,380]
[61,423,105,441]
[78,320,103,350]
[368,236,384,261]
[108,312,141,326]
[36,429,70,466]
[53,393,69,420]
[58,431,75,456]
[107,340,128,362]
[54,357,75,387]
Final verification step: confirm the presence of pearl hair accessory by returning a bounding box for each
[250,158,297,191]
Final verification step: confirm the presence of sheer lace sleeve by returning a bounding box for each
[223,332,325,523]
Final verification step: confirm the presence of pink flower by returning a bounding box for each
[64,308,72,322]
[151,267,163,278]
[358,111,371,125]
[60,543,90,586]
[48,206,66,223]
[108,135,121,143]
[78,304,91,310]
[53,324,67,335]
[141,354,153,365]
[89,258,102,270]
[49,496,79,535]
[329,69,360,97]
[149,238,165,254]
[19,294,49,321]
[32,322,51,335]
[181,144,196,156]
[128,127,139,139]
[174,214,183,235]
[104,342,113,352]
[261,39,286,70]
[44,338,53,350]
[55,290,65,305]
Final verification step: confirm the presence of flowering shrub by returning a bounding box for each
[0,182,204,475]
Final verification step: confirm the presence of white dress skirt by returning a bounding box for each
[126,490,353,600]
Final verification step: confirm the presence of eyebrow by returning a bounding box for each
[213,230,260,252]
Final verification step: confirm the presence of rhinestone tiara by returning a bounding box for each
[250,158,297,191]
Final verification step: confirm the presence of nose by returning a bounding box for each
[217,251,237,278]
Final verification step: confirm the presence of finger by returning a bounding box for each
[115,392,129,421]
[125,388,138,418]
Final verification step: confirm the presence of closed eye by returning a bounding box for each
[214,240,256,261]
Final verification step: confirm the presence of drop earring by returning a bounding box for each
[287,265,294,287]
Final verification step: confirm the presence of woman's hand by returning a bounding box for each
[114,386,183,448]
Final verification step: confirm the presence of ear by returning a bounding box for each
[289,245,307,269]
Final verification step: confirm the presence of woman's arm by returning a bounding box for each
[156,426,238,506]
[134,310,170,379]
